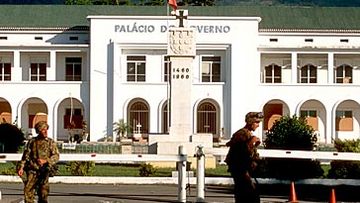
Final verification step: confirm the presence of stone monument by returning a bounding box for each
[148,10,214,167]
[167,10,195,142]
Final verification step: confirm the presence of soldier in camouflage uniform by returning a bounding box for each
[17,121,59,203]
[225,112,263,203]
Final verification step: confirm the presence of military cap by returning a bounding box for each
[245,112,264,124]
[35,121,49,134]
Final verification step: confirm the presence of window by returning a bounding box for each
[64,108,83,129]
[263,103,282,130]
[162,102,169,133]
[300,64,317,83]
[30,63,46,81]
[69,36,79,41]
[300,110,317,118]
[127,56,146,82]
[336,110,353,131]
[0,102,12,123]
[335,65,352,83]
[300,110,318,130]
[0,63,11,81]
[197,101,218,135]
[164,56,171,82]
[264,64,281,83]
[28,113,47,128]
[65,57,82,81]
[201,56,221,82]
[128,101,149,134]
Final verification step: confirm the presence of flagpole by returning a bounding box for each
[166,0,170,134]
[166,0,177,134]
[167,0,169,17]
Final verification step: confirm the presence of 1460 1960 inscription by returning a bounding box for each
[172,67,190,80]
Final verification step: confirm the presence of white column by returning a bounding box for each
[12,50,21,82]
[52,103,58,141]
[177,145,187,203]
[291,52,298,84]
[328,53,334,84]
[47,104,55,140]
[196,145,205,202]
[11,51,21,126]
[325,106,333,144]
[48,50,56,81]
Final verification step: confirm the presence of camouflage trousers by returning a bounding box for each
[23,171,49,203]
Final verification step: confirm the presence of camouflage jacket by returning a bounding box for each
[225,127,259,173]
[19,136,59,172]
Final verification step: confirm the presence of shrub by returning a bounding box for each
[0,123,25,153]
[333,138,360,152]
[66,161,95,176]
[0,162,17,175]
[139,163,156,177]
[327,138,360,179]
[262,115,323,180]
[264,115,317,150]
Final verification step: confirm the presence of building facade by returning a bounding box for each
[0,5,359,144]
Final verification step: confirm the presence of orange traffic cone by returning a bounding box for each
[288,181,298,203]
[329,188,336,203]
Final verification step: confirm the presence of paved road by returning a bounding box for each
[1,182,359,203]
[0,182,286,203]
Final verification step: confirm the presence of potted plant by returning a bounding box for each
[113,119,132,141]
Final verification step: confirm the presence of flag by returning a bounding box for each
[168,0,177,11]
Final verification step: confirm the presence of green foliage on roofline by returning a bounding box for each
[0,5,360,30]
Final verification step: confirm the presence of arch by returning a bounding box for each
[56,97,85,141]
[127,98,150,135]
[20,97,48,137]
[300,64,317,83]
[262,99,290,131]
[297,99,326,143]
[333,99,360,141]
[301,63,317,67]
[195,98,220,141]
[0,98,12,123]
[264,63,282,83]
[335,64,353,83]
[160,99,170,134]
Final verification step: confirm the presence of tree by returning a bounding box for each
[0,123,25,153]
[65,0,135,5]
[113,119,132,140]
[178,0,216,6]
[260,115,323,180]
[65,0,93,4]
[264,115,317,150]
[144,0,165,6]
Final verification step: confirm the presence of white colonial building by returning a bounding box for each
[0,5,359,144]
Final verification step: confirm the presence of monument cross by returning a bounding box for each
[176,10,188,28]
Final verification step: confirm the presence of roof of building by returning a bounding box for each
[0,5,360,31]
